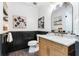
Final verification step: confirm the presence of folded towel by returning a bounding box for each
[7,32,13,42]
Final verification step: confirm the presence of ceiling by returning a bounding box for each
[22,2,56,6]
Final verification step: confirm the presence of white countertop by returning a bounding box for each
[37,34,78,47]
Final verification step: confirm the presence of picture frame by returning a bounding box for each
[13,15,27,29]
[38,16,44,29]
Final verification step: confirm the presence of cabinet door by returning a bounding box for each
[75,41,79,56]
[47,45,54,56]
[47,45,67,56]
[53,46,67,56]
[53,49,65,56]
[47,40,68,56]
[39,38,48,56]
[53,42,68,56]
[38,37,68,56]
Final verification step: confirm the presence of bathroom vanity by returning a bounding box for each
[37,35,77,56]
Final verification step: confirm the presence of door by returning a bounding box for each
[47,45,54,56]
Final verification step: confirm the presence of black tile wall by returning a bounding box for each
[0,31,48,56]
[0,34,2,56]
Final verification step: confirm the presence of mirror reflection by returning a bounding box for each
[51,2,73,34]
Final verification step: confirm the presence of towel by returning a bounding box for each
[7,32,13,42]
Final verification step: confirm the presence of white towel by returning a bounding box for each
[7,32,13,42]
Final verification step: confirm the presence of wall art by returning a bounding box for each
[13,16,27,29]
[3,2,9,31]
[38,16,44,29]
[3,2,8,16]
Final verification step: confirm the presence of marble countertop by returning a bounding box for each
[37,34,78,47]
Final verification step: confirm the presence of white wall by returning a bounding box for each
[38,5,53,32]
[7,2,38,31]
[3,2,79,34]
[71,2,79,35]
[0,2,3,34]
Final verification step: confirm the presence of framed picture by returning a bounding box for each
[13,16,27,29]
[38,16,44,29]
[3,2,9,31]
[3,2,8,16]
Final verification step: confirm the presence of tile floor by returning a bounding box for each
[8,48,37,56]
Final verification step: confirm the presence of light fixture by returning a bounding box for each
[33,2,37,5]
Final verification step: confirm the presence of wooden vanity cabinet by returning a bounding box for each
[38,37,75,56]
[38,37,48,56]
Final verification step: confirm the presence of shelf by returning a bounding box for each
[54,24,62,25]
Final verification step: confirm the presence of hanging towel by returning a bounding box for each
[7,32,13,42]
